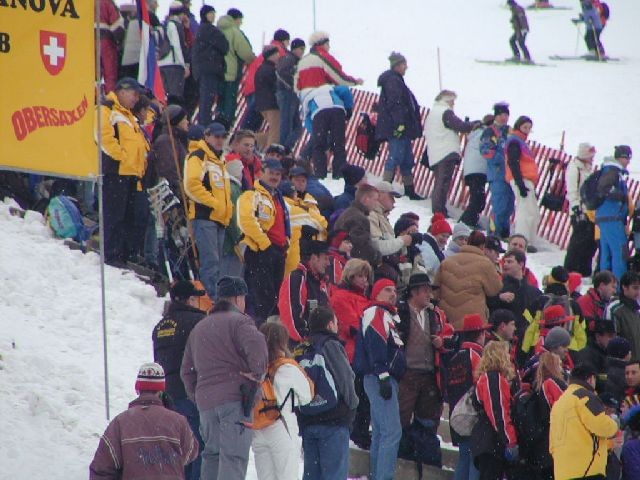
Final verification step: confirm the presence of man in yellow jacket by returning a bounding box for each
[184,122,233,298]
[237,157,290,325]
[550,364,618,480]
[99,77,149,266]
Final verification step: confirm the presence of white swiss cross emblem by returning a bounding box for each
[40,31,67,76]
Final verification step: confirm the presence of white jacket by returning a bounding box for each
[158,19,186,68]
[252,363,313,480]
[424,100,462,167]
[565,157,593,210]
[462,128,487,176]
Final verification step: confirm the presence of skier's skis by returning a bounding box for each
[549,54,621,62]
[475,59,554,67]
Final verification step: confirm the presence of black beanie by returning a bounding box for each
[341,164,366,186]
[394,217,416,237]
[614,145,632,159]
[273,29,290,42]
[550,265,569,284]
[291,38,306,51]
[200,5,215,22]
[216,276,248,299]
[227,8,243,19]
[493,102,510,116]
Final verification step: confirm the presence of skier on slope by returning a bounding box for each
[507,0,532,63]
[576,0,606,57]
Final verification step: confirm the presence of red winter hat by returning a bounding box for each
[568,272,582,295]
[135,362,166,393]
[430,213,452,236]
[457,313,491,332]
[542,305,573,328]
[371,278,396,301]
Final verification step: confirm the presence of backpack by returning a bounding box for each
[600,2,610,20]
[580,169,605,210]
[512,387,548,453]
[249,357,314,430]
[47,195,92,242]
[355,112,380,160]
[154,23,173,60]
[540,158,567,212]
[398,417,442,478]
[450,386,480,437]
[294,338,339,415]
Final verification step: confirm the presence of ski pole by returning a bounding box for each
[574,22,581,56]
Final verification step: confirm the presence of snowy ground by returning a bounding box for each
[154,0,639,171]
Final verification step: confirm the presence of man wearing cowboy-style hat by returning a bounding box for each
[445,313,492,476]
[396,273,454,441]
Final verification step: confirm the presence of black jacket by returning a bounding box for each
[375,69,422,141]
[255,59,278,112]
[488,274,542,331]
[152,301,205,401]
[276,51,299,91]
[298,331,359,429]
[574,339,608,375]
[192,22,229,80]
[603,357,627,403]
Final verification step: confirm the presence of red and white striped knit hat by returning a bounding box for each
[135,362,166,393]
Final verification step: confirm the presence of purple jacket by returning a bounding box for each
[89,393,198,480]
[180,305,268,411]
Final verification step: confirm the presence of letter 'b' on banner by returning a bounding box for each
[0,0,97,178]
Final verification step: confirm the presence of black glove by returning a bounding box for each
[349,326,359,337]
[410,232,424,246]
[240,383,258,417]
[517,183,529,197]
[160,391,175,410]
[379,376,392,400]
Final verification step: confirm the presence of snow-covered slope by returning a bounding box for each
[0,202,165,479]
[157,0,639,170]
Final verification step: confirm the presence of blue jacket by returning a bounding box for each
[480,123,509,183]
[306,177,334,220]
[623,437,640,480]
[354,302,406,380]
[580,0,603,30]
[334,184,356,211]
[595,161,629,223]
[302,85,354,132]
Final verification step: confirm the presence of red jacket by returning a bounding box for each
[279,263,330,342]
[90,393,199,480]
[330,283,370,363]
[476,371,518,447]
[241,40,288,97]
[541,377,567,408]
[577,288,606,327]
[295,45,358,91]
[326,249,348,293]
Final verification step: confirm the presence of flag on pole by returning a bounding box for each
[137,0,166,103]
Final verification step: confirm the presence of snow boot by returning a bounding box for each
[404,185,424,201]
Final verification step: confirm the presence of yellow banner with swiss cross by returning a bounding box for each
[0,0,97,178]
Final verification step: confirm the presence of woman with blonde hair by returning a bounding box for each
[251,322,313,480]
[471,341,519,480]
[525,352,567,480]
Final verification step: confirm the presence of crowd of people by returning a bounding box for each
[3,1,632,480]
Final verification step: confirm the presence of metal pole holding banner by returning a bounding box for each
[437,47,443,91]
[95,0,110,421]
[312,0,317,31]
